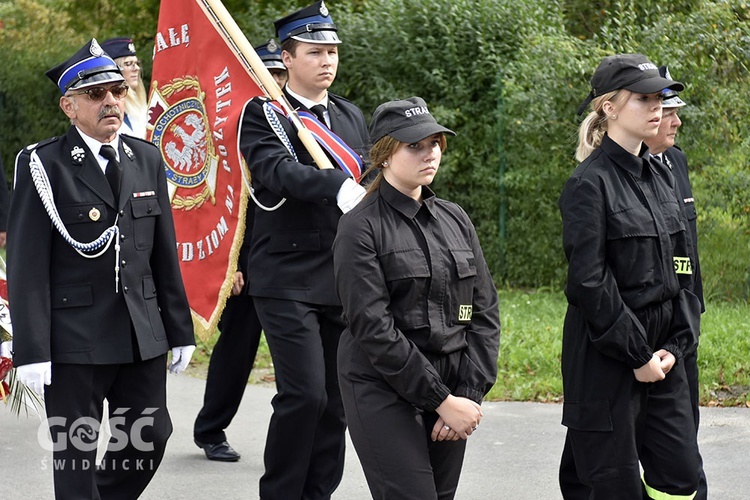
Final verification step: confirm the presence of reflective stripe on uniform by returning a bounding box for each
[642,474,696,500]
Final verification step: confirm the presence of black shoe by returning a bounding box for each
[194,438,241,462]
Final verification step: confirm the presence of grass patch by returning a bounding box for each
[190,289,749,407]
[488,289,564,402]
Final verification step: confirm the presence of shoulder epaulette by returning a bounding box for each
[120,134,157,150]
[24,136,59,153]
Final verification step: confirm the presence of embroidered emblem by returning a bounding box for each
[148,76,218,209]
[71,146,86,163]
[89,207,101,221]
[122,141,135,160]
[320,1,329,16]
[458,305,473,322]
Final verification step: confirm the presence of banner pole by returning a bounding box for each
[199,0,335,170]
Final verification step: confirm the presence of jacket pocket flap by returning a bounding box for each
[58,203,107,225]
[562,400,613,432]
[379,249,430,281]
[450,249,477,279]
[268,230,321,253]
[143,275,157,299]
[52,283,93,309]
[131,197,162,218]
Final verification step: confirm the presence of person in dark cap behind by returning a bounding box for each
[100,37,149,138]
[238,1,369,497]
[644,66,708,500]
[558,54,702,499]
[7,38,195,499]
[256,38,288,89]
[191,38,286,464]
[333,97,500,499]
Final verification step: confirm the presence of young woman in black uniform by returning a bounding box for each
[558,54,703,499]
[333,97,501,500]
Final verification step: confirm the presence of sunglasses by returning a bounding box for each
[69,84,129,102]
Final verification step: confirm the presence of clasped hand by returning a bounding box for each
[431,394,483,442]
[633,349,676,383]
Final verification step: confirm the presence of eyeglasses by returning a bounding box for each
[69,84,129,101]
[120,59,142,69]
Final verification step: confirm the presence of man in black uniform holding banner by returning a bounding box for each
[238,1,368,498]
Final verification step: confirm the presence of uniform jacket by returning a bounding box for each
[662,146,704,311]
[238,89,368,305]
[333,181,500,411]
[559,134,700,374]
[8,127,194,366]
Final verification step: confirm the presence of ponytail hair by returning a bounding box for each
[575,90,629,162]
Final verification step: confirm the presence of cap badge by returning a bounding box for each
[267,40,279,53]
[90,38,104,57]
[89,207,101,221]
[320,1,329,16]
[127,42,136,54]
[664,67,673,80]
[71,145,85,163]
[122,141,135,160]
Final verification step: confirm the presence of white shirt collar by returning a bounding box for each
[285,85,329,110]
[76,127,120,171]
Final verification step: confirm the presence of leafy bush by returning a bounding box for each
[1,0,748,297]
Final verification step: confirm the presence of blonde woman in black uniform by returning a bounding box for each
[558,54,702,499]
[333,97,500,500]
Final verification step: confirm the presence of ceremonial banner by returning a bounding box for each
[148,0,263,340]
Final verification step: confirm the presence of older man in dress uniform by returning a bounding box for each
[7,38,195,499]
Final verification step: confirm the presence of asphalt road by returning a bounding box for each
[1,373,749,499]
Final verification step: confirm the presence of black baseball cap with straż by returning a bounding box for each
[369,96,456,145]
[577,54,684,115]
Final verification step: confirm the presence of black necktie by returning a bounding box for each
[100,144,121,203]
[310,104,328,127]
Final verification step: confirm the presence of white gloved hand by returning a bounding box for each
[16,361,52,396]
[0,340,12,358]
[336,178,366,214]
[169,345,196,374]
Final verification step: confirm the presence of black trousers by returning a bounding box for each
[560,362,700,499]
[338,331,467,500]
[559,300,701,499]
[44,355,171,500]
[559,350,707,500]
[684,349,708,499]
[194,295,263,444]
[253,296,346,500]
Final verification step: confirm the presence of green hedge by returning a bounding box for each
[1,0,748,299]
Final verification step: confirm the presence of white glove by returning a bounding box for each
[16,361,52,396]
[0,340,12,358]
[169,345,196,374]
[336,178,366,214]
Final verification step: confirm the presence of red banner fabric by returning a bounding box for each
[147,0,262,340]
